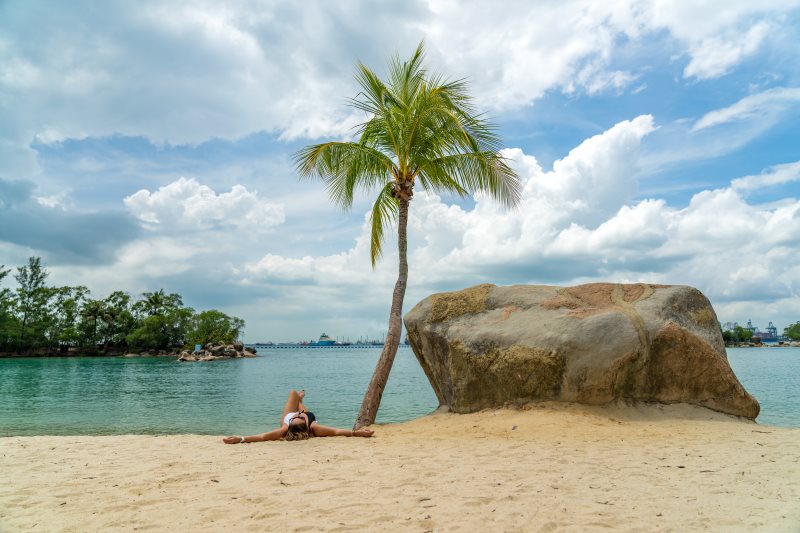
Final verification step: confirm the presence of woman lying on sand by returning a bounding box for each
[223,389,374,444]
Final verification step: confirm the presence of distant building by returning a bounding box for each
[724,320,779,343]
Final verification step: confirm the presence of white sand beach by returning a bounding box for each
[2,403,798,532]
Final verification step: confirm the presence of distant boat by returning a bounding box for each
[753,333,779,343]
[311,333,336,346]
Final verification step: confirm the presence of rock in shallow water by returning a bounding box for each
[404,283,759,419]
[176,343,256,362]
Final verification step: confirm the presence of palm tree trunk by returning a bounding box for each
[19,312,27,351]
[354,198,409,429]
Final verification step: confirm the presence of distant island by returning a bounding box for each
[0,257,244,357]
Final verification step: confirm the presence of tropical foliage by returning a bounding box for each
[187,310,246,347]
[721,326,754,344]
[784,322,800,341]
[295,42,521,428]
[0,257,244,355]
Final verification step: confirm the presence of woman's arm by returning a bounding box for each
[311,424,374,438]
[223,425,288,444]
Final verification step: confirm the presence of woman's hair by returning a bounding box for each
[285,420,311,441]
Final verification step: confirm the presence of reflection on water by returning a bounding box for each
[1,346,797,435]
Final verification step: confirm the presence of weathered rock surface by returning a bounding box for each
[177,343,256,362]
[404,283,759,419]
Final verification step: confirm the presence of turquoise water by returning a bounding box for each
[727,347,800,428]
[0,347,438,436]
[0,346,797,436]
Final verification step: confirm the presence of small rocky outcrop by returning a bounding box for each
[404,283,759,419]
[177,343,257,362]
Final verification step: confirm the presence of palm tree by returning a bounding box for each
[295,42,521,429]
[135,289,183,318]
[81,299,106,351]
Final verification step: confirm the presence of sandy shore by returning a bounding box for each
[2,403,798,532]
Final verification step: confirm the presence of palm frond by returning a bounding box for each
[369,183,399,267]
[418,151,521,209]
[389,41,426,103]
[294,142,395,210]
[351,64,398,112]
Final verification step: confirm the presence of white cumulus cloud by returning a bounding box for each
[683,21,770,80]
[242,115,659,290]
[124,177,285,232]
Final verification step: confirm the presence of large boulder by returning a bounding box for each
[404,283,759,419]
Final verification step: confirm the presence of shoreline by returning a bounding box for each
[725,344,800,348]
[2,403,798,531]
[2,342,796,359]
[0,352,182,359]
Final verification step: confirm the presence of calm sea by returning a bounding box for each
[0,346,797,436]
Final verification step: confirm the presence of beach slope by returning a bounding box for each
[2,403,798,532]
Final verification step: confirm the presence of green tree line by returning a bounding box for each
[0,257,244,355]
[784,322,800,341]
[721,326,753,344]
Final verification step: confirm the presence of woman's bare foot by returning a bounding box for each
[223,436,243,444]
[354,428,374,437]
[298,389,305,401]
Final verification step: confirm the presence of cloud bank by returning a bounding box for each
[0,177,140,264]
[3,113,797,339]
[236,116,800,338]
[2,0,797,152]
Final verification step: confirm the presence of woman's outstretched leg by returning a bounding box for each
[279,389,304,425]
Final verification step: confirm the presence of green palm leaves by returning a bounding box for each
[295,41,521,266]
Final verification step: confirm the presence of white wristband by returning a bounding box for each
[239,436,246,443]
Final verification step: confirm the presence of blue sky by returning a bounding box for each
[1,1,799,341]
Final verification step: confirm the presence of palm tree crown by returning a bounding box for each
[295,41,521,266]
